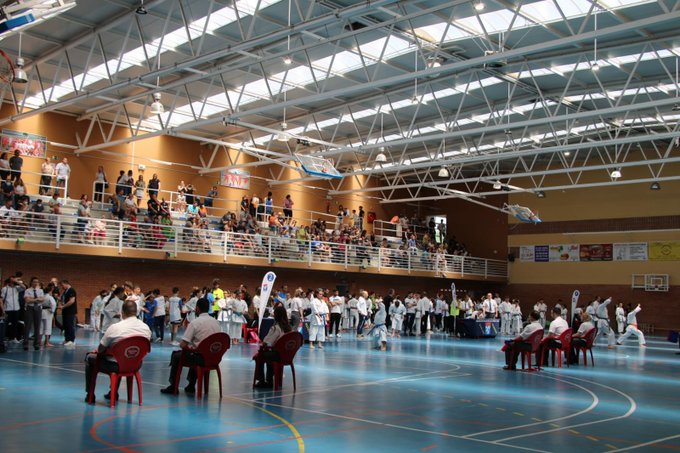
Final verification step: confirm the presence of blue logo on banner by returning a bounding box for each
[484,323,492,335]
[266,273,275,282]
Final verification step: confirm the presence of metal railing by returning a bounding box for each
[0,211,508,279]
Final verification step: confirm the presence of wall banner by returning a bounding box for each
[519,246,535,262]
[534,245,549,262]
[649,242,680,261]
[613,243,648,261]
[579,244,613,261]
[219,169,250,190]
[1,129,47,158]
[548,244,579,262]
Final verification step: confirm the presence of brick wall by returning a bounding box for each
[505,283,680,334]
[0,250,503,321]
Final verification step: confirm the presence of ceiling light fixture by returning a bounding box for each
[536,190,546,198]
[426,56,442,69]
[375,152,387,163]
[650,181,661,191]
[610,168,622,179]
[277,122,289,142]
[493,181,502,190]
[150,92,164,114]
[474,1,485,11]
[283,0,292,65]
[438,167,450,178]
[564,151,571,156]
[136,0,148,15]
[13,33,27,84]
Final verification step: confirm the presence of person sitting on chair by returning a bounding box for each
[84,300,151,403]
[161,297,220,395]
[569,312,595,364]
[503,310,542,371]
[537,306,569,366]
[253,305,292,389]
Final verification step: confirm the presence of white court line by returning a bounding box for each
[224,394,548,453]
[463,373,600,438]
[606,433,680,452]
[249,366,463,402]
[494,371,637,443]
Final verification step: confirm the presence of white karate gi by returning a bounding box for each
[594,298,616,347]
[228,298,247,340]
[389,302,406,332]
[615,306,626,334]
[499,300,512,335]
[309,297,326,342]
[617,306,646,346]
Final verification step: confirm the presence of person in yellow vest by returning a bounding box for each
[448,296,460,336]
[211,278,224,319]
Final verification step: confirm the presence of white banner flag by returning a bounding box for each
[258,271,277,329]
[570,290,580,326]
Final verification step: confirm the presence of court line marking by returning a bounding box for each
[240,403,305,453]
[493,371,637,443]
[462,372,599,438]
[223,395,547,453]
[606,434,680,452]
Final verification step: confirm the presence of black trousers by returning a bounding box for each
[85,353,119,393]
[404,313,415,334]
[420,312,430,332]
[168,350,204,387]
[329,313,342,335]
[504,341,533,368]
[357,314,367,335]
[254,350,281,384]
[154,316,165,340]
[570,338,587,363]
[5,310,21,341]
[537,339,562,366]
[63,312,76,342]
[23,304,42,348]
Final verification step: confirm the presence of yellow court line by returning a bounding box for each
[531,418,542,422]
[586,436,599,442]
[232,399,305,453]
[605,444,618,450]
[569,430,580,435]
[513,412,524,417]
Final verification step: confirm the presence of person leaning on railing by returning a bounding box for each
[40,158,54,196]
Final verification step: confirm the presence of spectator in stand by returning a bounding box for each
[115,170,126,195]
[124,170,134,196]
[205,186,218,208]
[283,194,294,219]
[0,152,9,181]
[1,174,14,206]
[264,192,273,220]
[55,157,71,197]
[185,184,195,206]
[94,166,108,203]
[13,178,26,209]
[40,158,54,195]
[250,193,260,218]
[134,174,146,207]
[9,150,23,183]
[358,206,365,230]
[148,174,160,198]
[0,277,22,345]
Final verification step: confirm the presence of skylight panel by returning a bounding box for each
[414,23,470,44]
[24,0,283,108]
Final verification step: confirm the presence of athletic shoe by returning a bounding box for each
[64,341,76,348]
[170,341,180,346]
[160,386,176,395]
[184,386,195,395]
[336,334,342,338]
[104,392,119,401]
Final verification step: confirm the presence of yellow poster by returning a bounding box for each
[649,242,680,261]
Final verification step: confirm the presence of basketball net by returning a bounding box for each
[0,50,15,90]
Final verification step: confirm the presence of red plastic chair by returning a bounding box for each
[89,336,151,407]
[252,331,303,391]
[243,324,260,344]
[174,332,230,398]
[538,328,573,369]
[574,327,597,366]
[520,329,544,372]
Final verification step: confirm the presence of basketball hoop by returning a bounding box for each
[0,50,15,88]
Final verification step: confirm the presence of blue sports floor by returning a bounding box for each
[1,329,679,453]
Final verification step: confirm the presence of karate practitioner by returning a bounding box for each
[510,300,523,336]
[347,294,359,331]
[367,298,387,351]
[499,297,512,335]
[309,289,327,349]
[617,304,646,347]
[615,303,626,334]
[594,297,617,349]
[356,291,369,338]
[389,298,405,337]
[228,292,248,345]
[533,299,547,328]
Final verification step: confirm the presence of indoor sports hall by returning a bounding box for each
[0,1,678,452]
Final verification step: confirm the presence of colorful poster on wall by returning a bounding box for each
[219,169,250,190]
[534,245,549,262]
[649,241,680,261]
[613,243,648,261]
[548,244,580,262]
[579,244,613,261]
[520,246,535,262]
[1,129,47,158]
